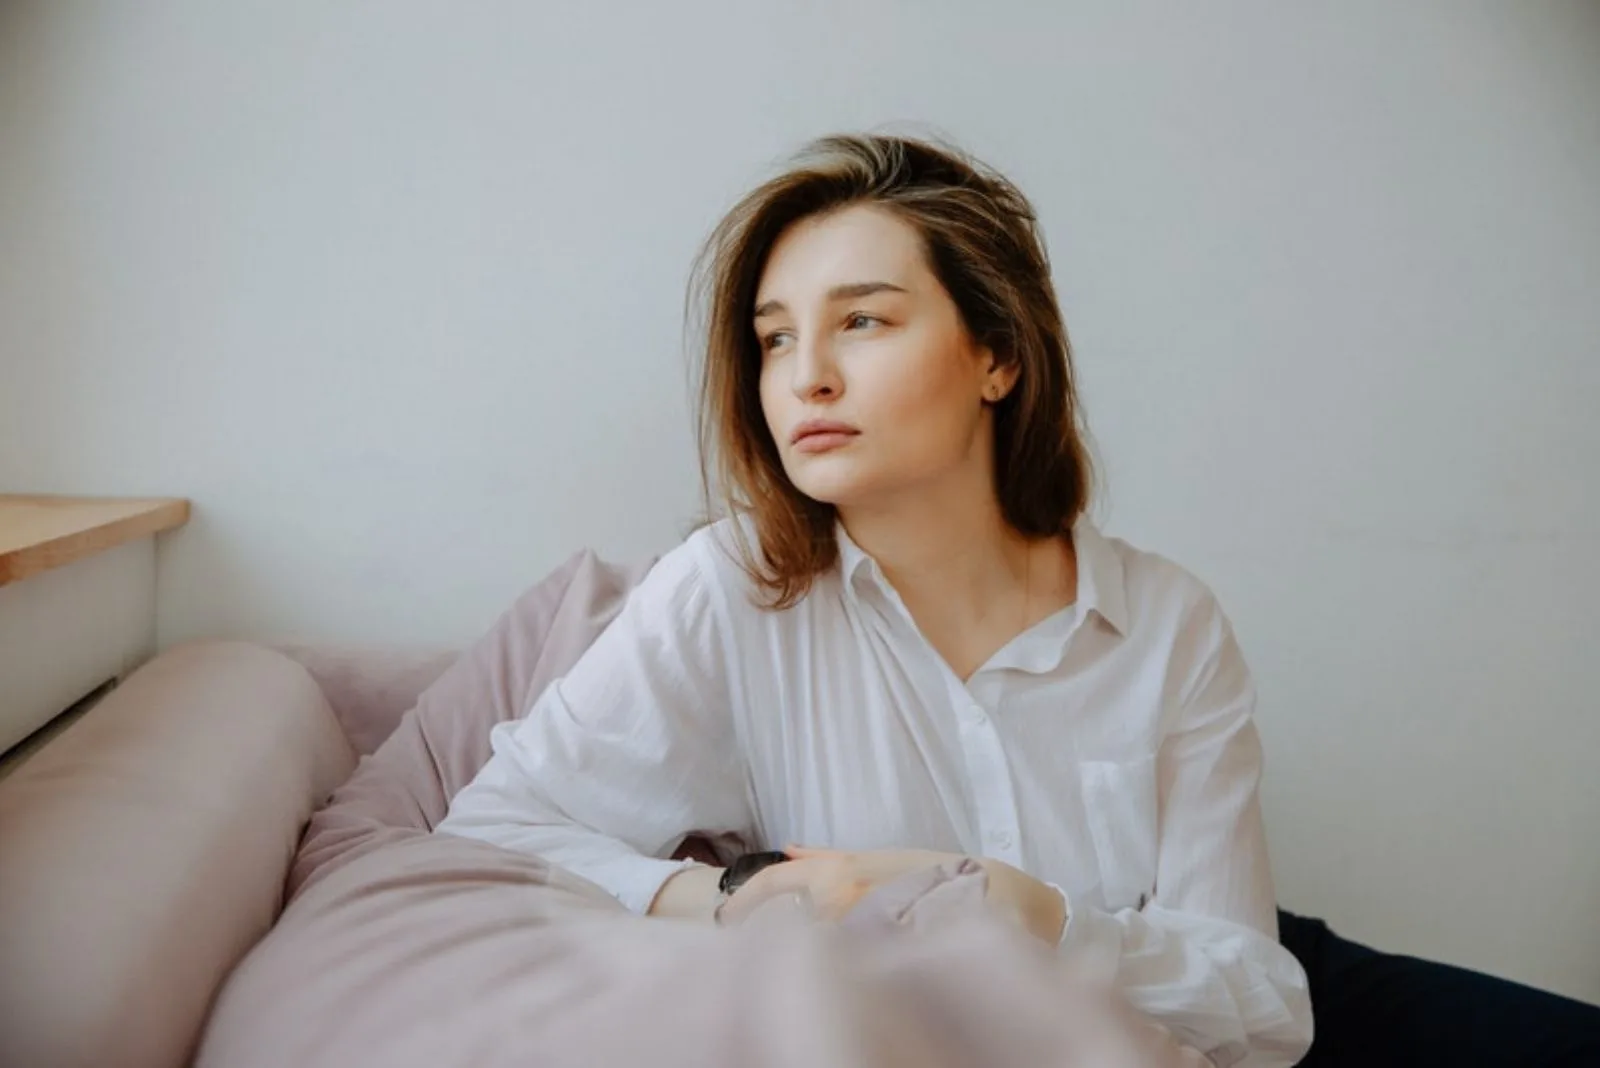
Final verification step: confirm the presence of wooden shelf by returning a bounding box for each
[0,495,191,587]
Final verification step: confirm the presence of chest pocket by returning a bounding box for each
[1078,755,1160,912]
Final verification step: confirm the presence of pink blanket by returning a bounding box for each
[197,551,1209,1067]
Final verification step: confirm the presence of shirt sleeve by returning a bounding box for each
[435,536,751,915]
[1055,597,1314,1068]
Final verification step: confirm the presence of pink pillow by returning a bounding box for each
[201,834,1206,1068]
[277,644,459,758]
[287,548,654,896]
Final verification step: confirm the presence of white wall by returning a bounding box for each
[2,1,1597,1001]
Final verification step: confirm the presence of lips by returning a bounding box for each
[790,420,860,454]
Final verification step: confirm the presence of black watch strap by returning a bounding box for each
[717,850,791,896]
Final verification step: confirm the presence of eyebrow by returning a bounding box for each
[752,281,908,321]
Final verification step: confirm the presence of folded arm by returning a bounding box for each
[436,540,748,915]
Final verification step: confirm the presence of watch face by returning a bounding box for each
[718,851,792,895]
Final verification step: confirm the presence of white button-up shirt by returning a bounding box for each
[438,518,1313,1067]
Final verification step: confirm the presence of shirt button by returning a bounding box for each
[968,705,988,727]
[991,829,1014,849]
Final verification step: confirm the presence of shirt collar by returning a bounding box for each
[1068,517,1128,637]
[834,515,1129,638]
[835,521,877,592]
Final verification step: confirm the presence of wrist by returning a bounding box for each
[712,850,793,925]
[647,863,725,921]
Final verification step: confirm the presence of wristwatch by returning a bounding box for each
[712,850,791,923]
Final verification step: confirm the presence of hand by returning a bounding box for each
[717,846,1069,945]
[717,845,958,925]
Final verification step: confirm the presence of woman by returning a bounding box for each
[439,134,1313,1066]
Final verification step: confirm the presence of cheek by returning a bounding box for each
[757,364,786,436]
[865,351,983,454]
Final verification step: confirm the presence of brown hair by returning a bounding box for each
[689,133,1094,608]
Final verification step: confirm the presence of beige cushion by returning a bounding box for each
[0,641,355,1068]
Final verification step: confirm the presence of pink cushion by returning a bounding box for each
[277,643,458,758]
[0,641,354,1068]
[199,831,1206,1068]
[286,548,653,896]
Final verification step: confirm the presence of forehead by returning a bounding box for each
[755,205,928,305]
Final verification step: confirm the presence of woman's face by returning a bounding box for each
[754,205,1007,513]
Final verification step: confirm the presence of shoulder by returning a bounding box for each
[1088,527,1251,715]
[635,516,774,622]
[1085,524,1227,639]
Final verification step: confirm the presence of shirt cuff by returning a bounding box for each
[1050,883,1123,984]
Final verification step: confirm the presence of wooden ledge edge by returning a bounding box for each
[0,496,192,586]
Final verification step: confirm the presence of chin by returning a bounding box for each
[786,462,883,510]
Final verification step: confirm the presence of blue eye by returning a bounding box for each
[845,313,881,330]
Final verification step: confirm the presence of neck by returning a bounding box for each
[838,469,1030,618]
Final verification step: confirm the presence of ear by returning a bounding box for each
[981,350,1020,403]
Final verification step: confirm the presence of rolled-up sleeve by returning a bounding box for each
[436,537,750,914]
[1057,599,1314,1068]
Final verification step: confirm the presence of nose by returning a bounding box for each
[789,333,843,402]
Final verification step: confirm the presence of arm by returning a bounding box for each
[1057,599,1313,1068]
[436,539,747,917]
